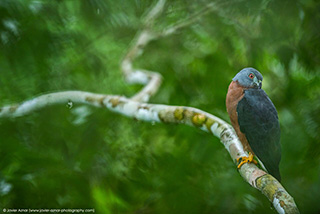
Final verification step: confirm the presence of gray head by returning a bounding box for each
[233,67,263,89]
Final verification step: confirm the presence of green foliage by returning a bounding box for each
[0,0,319,213]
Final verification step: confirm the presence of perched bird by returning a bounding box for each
[226,68,281,181]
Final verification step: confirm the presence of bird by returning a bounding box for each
[226,67,281,181]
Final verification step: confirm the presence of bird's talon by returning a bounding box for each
[237,152,257,169]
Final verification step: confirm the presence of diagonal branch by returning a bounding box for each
[0,1,300,213]
[161,2,216,37]
[120,0,166,103]
[0,91,299,214]
[121,0,219,103]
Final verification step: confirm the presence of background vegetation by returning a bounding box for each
[0,0,319,213]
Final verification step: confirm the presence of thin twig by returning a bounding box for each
[161,2,216,37]
[121,0,219,103]
[0,1,300,213]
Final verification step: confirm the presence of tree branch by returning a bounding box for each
[161,2,216,37]
[0,92,299,213]
[121,0,218,102]
[120,1,166,102]
[0,1,300,213]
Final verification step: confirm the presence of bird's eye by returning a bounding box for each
[248,73,255,79]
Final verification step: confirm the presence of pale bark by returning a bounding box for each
[0,1,299,213]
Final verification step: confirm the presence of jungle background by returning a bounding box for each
[0,0,319,213]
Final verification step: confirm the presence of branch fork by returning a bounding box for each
[0,1,299,213]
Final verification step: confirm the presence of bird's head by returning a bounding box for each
[232,67,263,89]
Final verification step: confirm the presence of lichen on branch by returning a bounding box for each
[0,0,299,213]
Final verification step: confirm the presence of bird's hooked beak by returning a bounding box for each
[253,76,262,88]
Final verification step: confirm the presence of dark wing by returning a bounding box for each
[237,89,281,181]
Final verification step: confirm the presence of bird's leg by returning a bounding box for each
[236,152,258,169]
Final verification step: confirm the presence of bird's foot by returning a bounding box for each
[236,152,258,169]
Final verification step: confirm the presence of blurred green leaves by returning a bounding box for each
[0,0,319,213]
